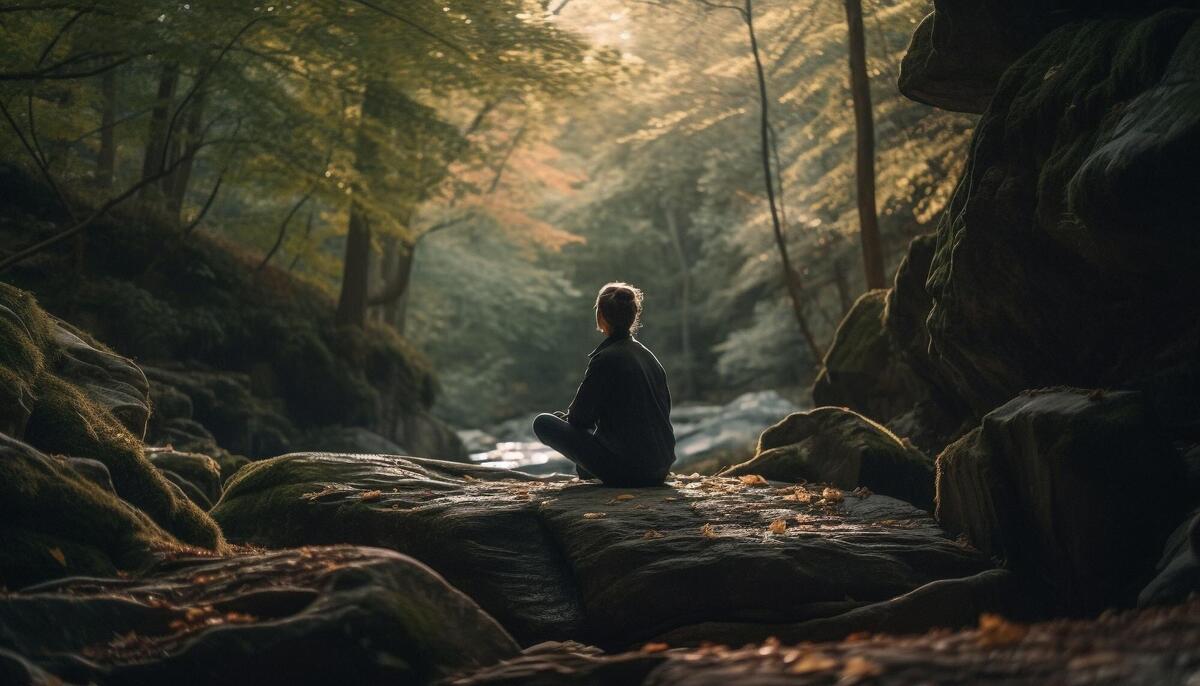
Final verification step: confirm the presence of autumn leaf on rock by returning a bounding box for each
[615,494,636,501]
[738,474,769,487]
[700,523,717,538]
[641,642,669,653]
[360,490,383,502]
[977,613,1028,647]
[47,547,66,566]
[789,652,838,674]
[841,656,883,679]
[821,487,844,503]
[768,519,787,534]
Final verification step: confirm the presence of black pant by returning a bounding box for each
[533,414,667,487]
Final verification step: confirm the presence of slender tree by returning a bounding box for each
[843,0,886,290]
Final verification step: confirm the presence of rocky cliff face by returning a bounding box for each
[815,2,1200,613]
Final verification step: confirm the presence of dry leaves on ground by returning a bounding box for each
[360,490,383,502]
[768,519,788,534]
[738,474,769,487]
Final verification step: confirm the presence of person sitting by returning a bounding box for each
[533,282,676,487]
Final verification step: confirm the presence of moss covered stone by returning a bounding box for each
[722,407,936,510]
[0,283,223,552]
[0,434,184,589]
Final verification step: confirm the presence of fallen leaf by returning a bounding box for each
[821,487,844,503]
[47,547,66,566]
[738,474,769,487]
[641,642,669,653]
[582,512,607,519]
[614,494,636,501]
[360,490,383,502]
[977,613,1028,647]
[789,651,838,674]
[643,529,664,539]
[841,656,883,679]
[700,523,718,538]
[768,519,787,534]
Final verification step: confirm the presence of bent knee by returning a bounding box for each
[532,413,561,439]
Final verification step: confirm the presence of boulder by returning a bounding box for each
[50,319,150,439]
[721,408,935,511]
[146,448,223,508]
[897,0,1195,113]
[446,598,1200,686]
[1139,509,1200,607]
[0,284,222,551]
[810,290,892,414]
[811,238,968,455]
[0,433,179,589]
[0,546,518,685]
[212,453,989,648]
[936,388,1186,613]
[142,365,295,459]
[921,9,1200,418]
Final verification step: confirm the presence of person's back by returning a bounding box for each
[533,282,676,487]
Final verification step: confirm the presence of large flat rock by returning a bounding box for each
[212,453,990,648]
[0,546,517,685]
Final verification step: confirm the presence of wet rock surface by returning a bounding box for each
[936,388,1186,613]
[212,453,989,648]
[0,546,518,685]
[444,598,1200,686]
[722,407,934,511]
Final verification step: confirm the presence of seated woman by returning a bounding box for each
[533,282,676,487]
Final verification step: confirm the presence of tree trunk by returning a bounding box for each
[744,0,823,363]
[382,242,415,332]
[843,0,887,290]
[663,200,694,397]
[140,63,179,200]
[96,69,117,190]
[336,80,386,328]
[167,87,206,220]
[336,209,371,328]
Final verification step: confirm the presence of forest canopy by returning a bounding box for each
[1,0,971,428]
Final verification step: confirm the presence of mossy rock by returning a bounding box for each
[721,407,935,510]
[936,388,1186,612]
[0,434,183,589]
[146,448,223,507]
[0,546,519,684]
[0,283,223,551]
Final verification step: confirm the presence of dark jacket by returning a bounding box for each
[566,332,676,471]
